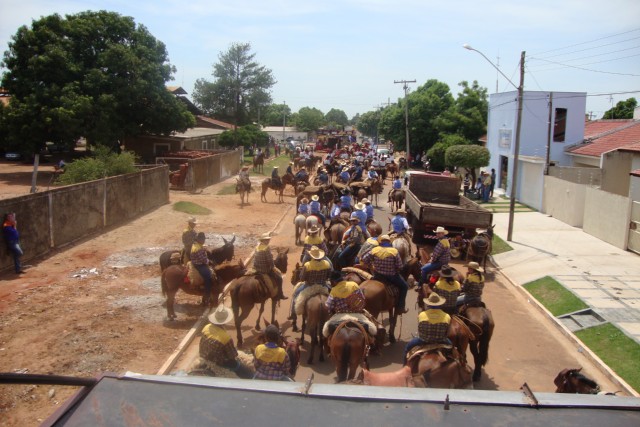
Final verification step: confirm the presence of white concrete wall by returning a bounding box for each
[520,160,544,210]
[631,157,640,201]
[601,150,634,196]
[583,187,631,249]
[542,176,586,226]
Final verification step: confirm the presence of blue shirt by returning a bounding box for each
[354,209,367,228]
[393,179,402,189]
[391,215,410,233]
[310,200,322,213]
[367,170,378,179]
[340,171,350,181]
[331,205,341,219]
[365,204,374,220]
[319,173,329,184]
[298,203,310,214]
[340,195,352,209]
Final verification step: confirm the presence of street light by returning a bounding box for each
[463,44,525,242]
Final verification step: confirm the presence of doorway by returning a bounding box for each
[500,155,508,190]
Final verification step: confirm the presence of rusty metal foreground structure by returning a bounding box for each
[2,373,639,426]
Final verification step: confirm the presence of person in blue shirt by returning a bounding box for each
[330,201,342,220]
[298,198,310,215]
[353,202,367,231]
[339,190,352,212]
[390,209,411,236]
[286,162,294,176]
[362,198,375,223]
[352,164,363,182]
[366,169,378,181]
[309,195,326,227]
[388,176,403,203]
[295,167,308,183]
[339,168,350,184]
[318,169,329,185]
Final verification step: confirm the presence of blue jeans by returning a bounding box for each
[7,240,23,273]
[456,294,481,307]
[374,273,408,310]
[193,263,213,301]
[311,212,326,226]
[336,244,360,270]
[482,186,490,202]
[420,262,442,285]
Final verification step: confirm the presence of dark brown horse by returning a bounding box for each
[159,236,236,272]
[370,179,383,206]
[460,306,494,382]
[554,368,601,394]
[329,321,369,382]
[389,189,404,212]
[261,178,285,203]
[161,259,246,320]
[406,350,473,388]
[228,248,289,346]
[253,153,264,173]
[467,225,495,270]
[300,293,330,364]
[359,279,399,343]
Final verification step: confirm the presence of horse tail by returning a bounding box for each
[231,283,242,322]
[338,339,351,382]
[478,314,491,367]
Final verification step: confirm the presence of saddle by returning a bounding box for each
[323,313,378,339]
[406,343,456,365]
[245,269,277,299]
[185,262,216,292]
[341,267,372,281]
[294,284,330,315]
[458,300,486,314]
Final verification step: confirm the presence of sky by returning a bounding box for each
[1,0,639,120]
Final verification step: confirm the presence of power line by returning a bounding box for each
[529,44,640,66]
[530,27,640,56]
[531,36,640,60]
[525,56,640,77]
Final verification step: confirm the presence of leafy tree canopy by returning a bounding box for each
[217,124,269,149]
[56,145,138,185]
[263,103,291,126]
[1,10,195,155]
[426,134,470,171]
[445,144,490,183]
[325,108,349,129]
[192,42,276,127]
[356,110,382,138]
[293,107,325,132]
[602,97,637,119]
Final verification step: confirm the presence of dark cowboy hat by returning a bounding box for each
[439,266,454,278]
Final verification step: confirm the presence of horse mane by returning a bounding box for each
[570,370,599,389]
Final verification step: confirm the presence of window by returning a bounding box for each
[154,143,170,156]
[553,108,567,142]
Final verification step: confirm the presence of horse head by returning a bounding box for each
[554,368,600,394]
[275,248,289,274]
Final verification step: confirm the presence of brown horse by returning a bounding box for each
[228,248,289,346]
[554,368,601,394]
[461,306,494,381]
[366,220,382,238]
[329,321,369,382]
[386,163,399,180]
[161,260,246,320]
[406,351,473,389]
[467,232,492,270]
[370,179,383,206]
[359,279,399,343]
[253,153,264,173]
[300,293,330,364]
[389,189,404,212]
[159,236,236,272]
[324,220,347,247]
[260,178,285,203]
[236,178,251,206]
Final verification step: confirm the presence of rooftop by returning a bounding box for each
[567,120,640,157]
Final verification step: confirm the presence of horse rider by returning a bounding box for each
[366,168,378,183]
[309,194,326,227]
[353,202,367,230]
[295,166,308,183]
[271,166,282,189]
[318,168,329,186]
[355,231,379,266]
[388,175,403,203]
[182,217,198,264]
[390,209,411,238]
[339,189,353,212]
[253,233,287,300]
[238,165,251,188]
[298,198,310,215]
[254,324,293,381]
[325,270,366,315]
[362,234,409,314]
[402,292,452,365]
[288,246,333,322]
[191,232,214,307]
[330,198,342,221]
[362,198,374,223]
[199,305,253,379]
[339,166,350,184]
[351,163,363,182]
[335,214,367,270]
[418,226,451,289]
[300,225,329,263]
[456,261,485,309]
[433,265,461,315]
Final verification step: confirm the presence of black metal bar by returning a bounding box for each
[0,373,97,387]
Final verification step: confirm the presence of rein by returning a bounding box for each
[455,314,483,336]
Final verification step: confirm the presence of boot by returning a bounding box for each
[276,284,288,300]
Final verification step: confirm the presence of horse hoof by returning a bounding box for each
[473,374,481,382]
[389,336,396,344]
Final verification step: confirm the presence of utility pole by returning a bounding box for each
[394,79,416,161]
[507,51,526,242]
[282,101,286,144]
[495,55,500,93]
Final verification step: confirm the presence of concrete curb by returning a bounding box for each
[490,260,639,397]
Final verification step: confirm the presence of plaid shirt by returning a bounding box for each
[357,237,379,260]
[302,259,332,285]
[302,235,328,258]
[254,342,291,380]
[326,281,365,313]
[430,238,451,265]
[463,272,485,299]
[342,225,366,246]
[254,244,274,273]
[435,278,462,311]
[363,245,402,276]
[199,324,238,364]
[190,242,209,265]
[418,309,451,343]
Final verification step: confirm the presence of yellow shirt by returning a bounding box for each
[201,324,232,344]
[435,278,461,292]
[418,309,451,325]
[304,235,324,245]
[370,245,399,259]
[255,344,287,363]
[303,259,332,271]
[330,280,360,298]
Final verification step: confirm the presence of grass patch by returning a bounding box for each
[172,201,212,215]
[523,276,588,316]
[576,323,640,392]
[491,234,513,255]
[217,184,238,195]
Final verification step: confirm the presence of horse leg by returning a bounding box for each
[318,322,325,362]
[234,303,252,347]
[300,315,306,344]
[166,290,177,320]
[388,309,397,343]
[255,302,265,330]
[271,297,277,324]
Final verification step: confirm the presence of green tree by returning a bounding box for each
[445,144,490,183]
[325,108,349,129]
[56,145,138,185]
[192,42,276,126]
[435,81,488,141]
[293,107,325,132]
[1,11,194,156]
[263,103,291,126]
[217,124,268,149]
[426,134,470,171]
[603,97,637,119]
[357,110,382,139]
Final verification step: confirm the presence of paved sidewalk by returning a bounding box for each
[491,211,640,343]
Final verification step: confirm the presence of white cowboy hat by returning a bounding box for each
[423,292,446,307]
[450,248,461,259]
[361,198,370,204]
[434,226,448,235]
[465,261,484,273]
[259,232,272,240]
[396,209,406,214]
[273,166,279,169]
[208,305,234,325]
[379,234,391,242]
[308,225,320,234]
[187,217,197,224]
[308,245,325,260]
[311,195,320,201]
[354,202,365,210]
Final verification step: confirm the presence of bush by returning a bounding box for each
[56,145,138,185]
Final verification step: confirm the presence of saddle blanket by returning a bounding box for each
[294,284,330,315]
[341,267,372,281]
[406,343,453,364]
[188,351,255,379]
[322,313,377,338]
[186,262,216,289]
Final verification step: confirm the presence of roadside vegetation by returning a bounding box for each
[576,323,640,392]
[56,146,138,185]
[172,201,212,215]
[491,234,513,255]
[523,276,588,316]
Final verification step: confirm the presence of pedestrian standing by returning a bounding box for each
[3,213,24,274]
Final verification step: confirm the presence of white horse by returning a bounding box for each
[391,234,412,264]
[294,214,307,245]
[306,215,320,233]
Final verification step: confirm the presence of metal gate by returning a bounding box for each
[629,201,640,254]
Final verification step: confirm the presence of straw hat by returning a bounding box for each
[259,232,272,241]
[208,305,234,325]
[311,195,320,201]
[354,202,365,210]
[308,225,320,234]
[435,226,448,235]
[289,161,294,165]
[362,198,370,204]
[423,293,446,307]
[465,261,484,273]
[379,234,391,242]
[396,209,406,214]
[188,217,197,224]
[308,245,325,260]
[273,166,279,169]
[439,266,454,278]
